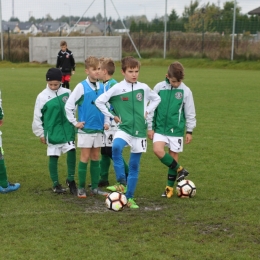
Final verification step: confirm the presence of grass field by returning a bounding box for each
[0,60,260,260]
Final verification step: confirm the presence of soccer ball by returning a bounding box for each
[176,180,196,198]
[105,192,127,211]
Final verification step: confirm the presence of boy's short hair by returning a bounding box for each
[100,57,115,76]
[85,56,99,69]
[60,40,67,47]
[121,56,140,72]
[167,62,184,82]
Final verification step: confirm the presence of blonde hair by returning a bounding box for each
[85,56,99,69]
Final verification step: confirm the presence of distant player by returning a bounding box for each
[56,40,75,89]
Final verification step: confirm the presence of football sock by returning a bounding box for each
[90,160,100,190]
[67,149,76,182]
[0,159,8,188]
[78,161,88,189]
[167,168,177,187]
[100,154,111,181]
[49,156,59,187]
[160,153,180,170]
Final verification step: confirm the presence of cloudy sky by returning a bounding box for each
[1,0,259,22]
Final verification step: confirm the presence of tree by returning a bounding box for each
[168,9,179,22]
[9,17,20,22]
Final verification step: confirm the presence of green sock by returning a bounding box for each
[167,168,177,187]
[123,159,129,179]
[160,153,180,170]
[100,154,111,181]
[90,160,100,190]
[67,149,76,182]
[0,159,8,188]
[49,156,59,187]
[78,161,88,189]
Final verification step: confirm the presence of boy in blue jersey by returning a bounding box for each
[65,56,109,198]
[97,57,129,187]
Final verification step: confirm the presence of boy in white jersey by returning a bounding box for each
[147,62,196,198]
[95,56,161,209]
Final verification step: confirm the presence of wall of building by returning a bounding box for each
[29,36,122,64]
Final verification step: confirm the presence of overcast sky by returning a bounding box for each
[1,0,259,22]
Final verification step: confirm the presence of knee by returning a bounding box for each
[0,147,4,160]
[153,146,164,158]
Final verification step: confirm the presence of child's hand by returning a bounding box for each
[0,119,3,126]
[72,71,75,75]
[147,130,154,140]
[104,124,109,130]
[114,116,121,124]
[40,137,46,144]
[76,121,85,129]
[185,134,192,144]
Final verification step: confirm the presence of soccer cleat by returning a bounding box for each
[90,188,109,196]
[98,180,109,188]
[53,184,66,194]
[106,183,127,193]
[127,198,139,209]
[176,167,189,182]
[77,188,87,198]
[66,179,77,196]
[161,186,174,198]
[0,182,20,194]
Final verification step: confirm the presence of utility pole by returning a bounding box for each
[163,0,167,59]
[231,0,236,60]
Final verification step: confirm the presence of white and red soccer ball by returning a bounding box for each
[176,180,196,198]
[105,192,127,211]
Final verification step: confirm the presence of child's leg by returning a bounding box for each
[100,146,111,182]
[0,147,8,188]
[125,152,142,199]
[78,148,90,189]
[112,138,128,185]
[166,150,179,187]
[90,147,100,190]
[49,156,59,187]
[66,148,76,182]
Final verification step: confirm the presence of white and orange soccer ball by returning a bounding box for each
[176,180,196,198]
[105,192,127,211]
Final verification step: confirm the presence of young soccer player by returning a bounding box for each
[32,68,77,195]
[147,61,196,198]
[98,57,129,187]
[0,91,20,194]
[56,40,75,89]
[65,56,109,198]
[95,56,161,209]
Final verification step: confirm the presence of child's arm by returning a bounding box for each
[95,88,117,120]
[184,89,196,136]
[65,83,84,128]
[32,96,44,140]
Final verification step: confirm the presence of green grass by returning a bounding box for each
[0,61,260,260]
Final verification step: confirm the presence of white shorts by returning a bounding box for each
[114,130,147,153]
[153,133,183,153]
[77,132,105,148]
[104,130,115,147]
[47,141,75,156]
